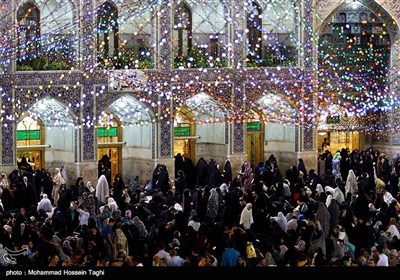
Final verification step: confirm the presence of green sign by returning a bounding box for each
[247,122,261,131]
[327,116,340,124]
[174,126,190,137]
[97,127,118,137]
[17,130,40,141]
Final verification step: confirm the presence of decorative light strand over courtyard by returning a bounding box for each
[0,0,397,134]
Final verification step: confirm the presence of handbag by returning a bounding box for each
[246,242,257,259]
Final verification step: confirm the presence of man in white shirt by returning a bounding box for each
[167,248,185,266]
[376,246,389,266]
[382,188,396,206]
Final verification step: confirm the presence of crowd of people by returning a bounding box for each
[1,148,400,268]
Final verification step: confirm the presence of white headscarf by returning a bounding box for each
[334,188,345,205]
[325,186,335,195]
[287,216,298,232]
[325,194,333,208]
[95,174,110,204]
[345,169,358,196]
[107,197,118,213]
[387,224,400,240]
[219,183,228,193]
[188,219,201,232]
[37,194,53,212]
[316,184,324,195]
[273,211,288,232]
[239,203,254,230]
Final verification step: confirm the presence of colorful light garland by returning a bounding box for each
[0,0,396,135]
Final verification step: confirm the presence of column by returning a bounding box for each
[157,0,173,70]
[230,0,246,68]
[155,0,175,175]
[157,0,173,157]
[297,0,318,171]
[1,82,14,165]
[391,40,400,145]
[1,0,15,165]
[82,81,95,161]
[79,0,96,71]
[300,0,316,151]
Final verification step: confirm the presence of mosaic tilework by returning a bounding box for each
[303,0,314,69]
[0,0,397,170]
[231,0,246,68]
[152,123,156,158]
[14,72,83,86]
[295,125,299,153]
[96,91,124,113]
[300,0,316,151]
[316,0,344,30]
[388,0,400,146]
[14,86,81,118]
[75,127,78,162]
[170,82,233,111]
[160,94,172,157]
[82,82,95,161]
[1,0,12,74]
[1,83,14,164]
[81,0,96,70]
[391,39,400,145]
[393,107,400,145]
[225,123,229,145]
[158,1,172,70]
[302,81,315,151]
[233,79,245,153]
[303,126,314,150]
[233,122,244,154]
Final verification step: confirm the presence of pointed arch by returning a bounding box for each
[174,1,192,57]
[256,93,298,125]
[185,92,226,145]
[104,94,153,126]
[16,2,41,64]
[17,97,76,169]
[175,106,195,126]
[317,0,395,118]
[114,0,156,69]
[316,0,399,40]
[246,0,299,67]
[100,94,153,148]
[26,97,76,127]
[247,1,263,62]
[97,1,119,66]
[185,92,226,124]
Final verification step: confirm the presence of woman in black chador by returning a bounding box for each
[222,160,233,185]
[112,173,125,206]
[195,158,209,187]
[98,154,112,186]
